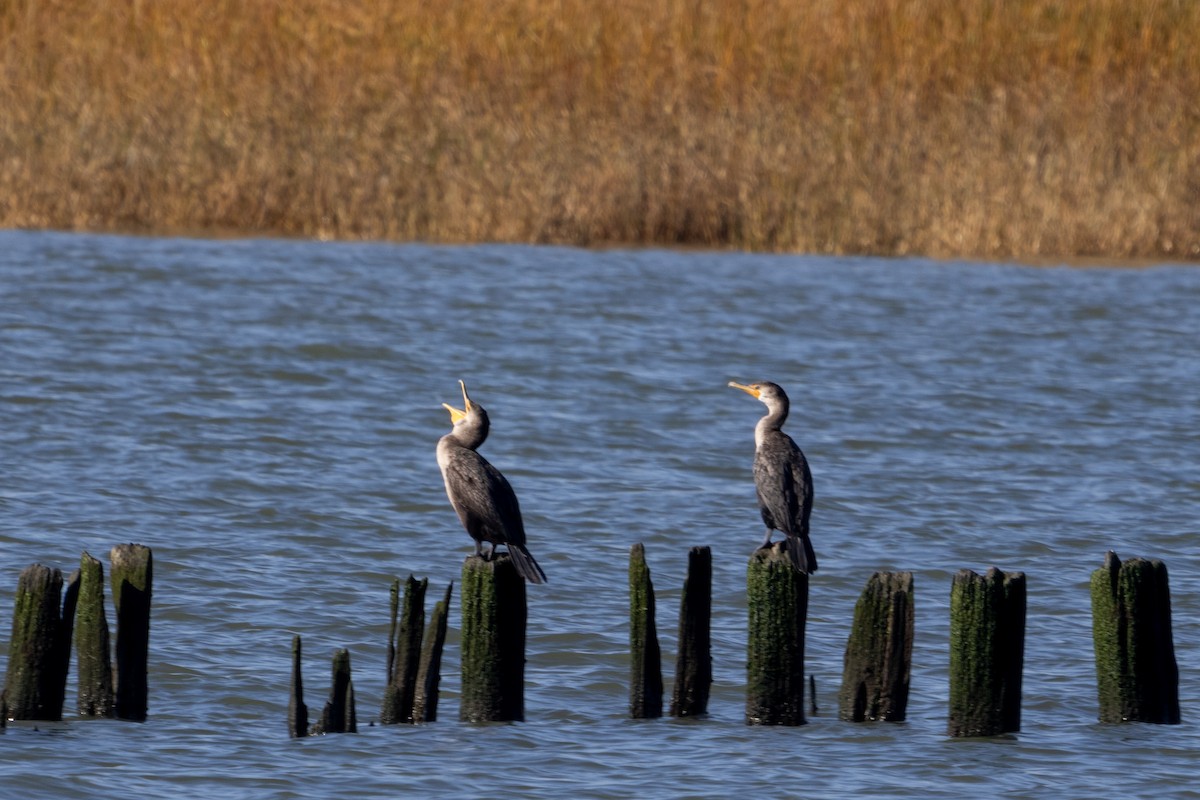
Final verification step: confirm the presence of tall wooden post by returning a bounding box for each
[3,564,77,721]
[381,575,428,724]
[1091,551,1179,724]
[670,546,712,717]
[288,635,309,737]
[746,543,808,726]
[413,582,453,723]
[312,648,357,734]
[629,544,663,719]
[460,554,526,722]
[839,571,914,722]
[948,567,1025,737]
[76,552,115,717]
[110,543,153,722]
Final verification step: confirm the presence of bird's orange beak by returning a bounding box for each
[442,379,473,423]
[728,381,761,398]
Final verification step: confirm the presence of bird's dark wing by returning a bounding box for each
[443,448,526,546]
[753,438,798,534]
[790,443,814,537]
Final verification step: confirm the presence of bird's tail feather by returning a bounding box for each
[786,533,818,574]
[509,544,547,584]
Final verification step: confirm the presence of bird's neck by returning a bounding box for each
[754,406,787,447]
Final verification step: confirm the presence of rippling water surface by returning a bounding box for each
[2,231,1198,798]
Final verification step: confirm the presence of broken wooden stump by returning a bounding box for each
[1090,551,1180,724]
[381,575,428,724]
[948,567,1025,737]
[670,546,712,718]
[460,553,526,722]
[3,564,77,721]
[311,648,357,734]
[745,543,808,726]
[628,543,663,719]
[413,581,453,723]
[76,552,115,718]
[288,635,309,738]
[839,571,914,722]
[110,543,152,722]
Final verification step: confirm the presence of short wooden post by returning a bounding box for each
[460,554,526,722]
[76,552,115,717]
[1091,551,1180,724]
[746,543,808,726]
[288,635,309,738]
[839,571,914,722]
[3,564,77,721]
[381,575,428,724]
[110,543,152,722]
[670,546,711,717]
[413,582,453,723]
[948,567,1025,737]
[629,543,663,719]
[312,648,357,734]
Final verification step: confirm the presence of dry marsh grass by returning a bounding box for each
[1,0,1197,258]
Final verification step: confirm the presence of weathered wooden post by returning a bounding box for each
[381,575,428,724]
[413,582,453,723]
[288,635,309,738]
[840,571,914,722]
[460,553,526,722]
[3,564,78,721]
[629,543,663,719]
[110,543,152,722]
[312,648,357,734]
[746,543,808,726]
[948,567,1025,737]
[670,546,712,717]
[76,552,115,718]
[1091,551,1179,724]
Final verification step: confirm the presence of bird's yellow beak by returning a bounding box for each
[729,381,761,398]
[442,379,473,423]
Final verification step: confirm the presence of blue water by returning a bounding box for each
[2,231,1198,798]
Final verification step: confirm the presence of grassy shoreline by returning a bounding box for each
[2,0,1198,260]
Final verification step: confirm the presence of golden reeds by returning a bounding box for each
[1,0,1197,258]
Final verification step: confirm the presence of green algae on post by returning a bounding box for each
[745,543,808,726]
[947,567,1025,737]
[839,571,914,723]
[76,552,115,718]
[1090,551,1180,724]
[413,581,453,723]
[110,543,153,722]
[381,574,428,725]
[3,564,76,721]
[628,543,663,719]
[670,546,712,718]
[460,554,527,722]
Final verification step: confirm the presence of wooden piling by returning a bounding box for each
[3,564,77,721]
[381,575,428,724]
[670,546,712,717]
[745,543,808,726]
[76,552,115,718]
[460,553,526,722]
[628,543,664,719]
[288,635,309,738]
[312,648,357,734]
[948,567,1025,737]
[413,582,453,723]
[839,571,914,722]
[1090,551,1180,724]
[110,543,153,722]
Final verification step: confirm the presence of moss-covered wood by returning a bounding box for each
[628,543,663,719]
[288,635,309,738]
[460,553,527,722]
[381,574,428,724]
[839,571,914,722]
[413,582,453,723]
[3,564,77,721]
[948,567,1025,737]
[1090,551,1179,724]
[110,543,152,722]
[670,546,712,717]
[745,543,808,726]
[76,552,115,717]
[312,648,357,734]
